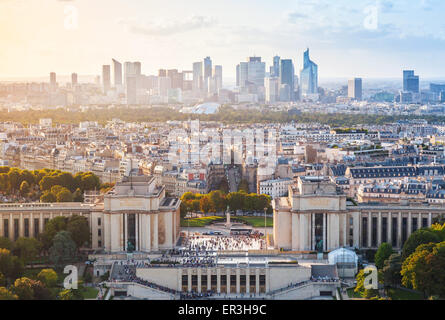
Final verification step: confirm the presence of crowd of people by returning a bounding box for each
[311,276,340,283]
[183,234,266,252]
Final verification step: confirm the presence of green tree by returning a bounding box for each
[375,243,393,269]
[0,272,5,287]
[19,180,30,196]
[7,168,21,192]
[79,173,100,191]
[401,242,445,298]
[37,269,58,288]
[209,190,226,212]
[199,196,212,214]
[57,172,76,192]
[66,216,90,248]
[12,277,35,300]
[227,192,245,211]
[49,231,77,268]
[56,188,73,202]
[73,188,83,202]
[0,237,13,250]
[0,287,18,300]
[40,216,68,251]
[50,185,64,195]
[382,253,402,288]
[39,175,58,191]
[13,238,41,264]
[0,248,24,282]
[402,229,441,260]
[180,192,195,202]
[40,191,56,203]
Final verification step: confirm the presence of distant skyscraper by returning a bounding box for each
[247,56,265,88]
[203,57,212,79]
[213,65,223,91]
[124,62,141,85]
[280,59,295,101]
[168,69,184,89]
[112,59,122,86]
[265,77,280,103]
[102,65,111,93]
[158,69,167,77]
[71,73,78,86]
[126,76,137,105]
[134,62,142,76]
[300,49,318,97]
[403,70,419,93]
[158,77,172,97]
[237,62,248,88]
[192,62,203,92]
[348,78,363,101]
[203,57,212,92]
[50,72,57,91]
[271,56,280,77]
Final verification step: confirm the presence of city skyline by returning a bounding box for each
[2,0,445,79]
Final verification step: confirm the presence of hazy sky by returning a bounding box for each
[1,0,445,80]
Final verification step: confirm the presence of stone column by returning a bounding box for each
[19,213,24,238]
[265,268,270,294]
[40,213,44,233]
[367,212,372,248]
[397,212,402,248]
[377,212,382,246]
[255,269,260,295]
[9,213,13,241]
[124,214,128,251]
[428,212,432,227]
[236,268,240,294]
[207,269,211,291]
[323,213,327,251]
[311,214,315,250]
[197,268,202,293]
[292,214,298,250]
[217,268,221,294]
[246,268,250,294]
[153,214,159,251]
[417,214,421,232]
[30,213,34,238]
[146,214,151,252]
[177,270,182,292]
[227,269,231,294]
[387,213,392,245]
[187,269,192,292]
[408,212,412,237]
[135,214,139,251]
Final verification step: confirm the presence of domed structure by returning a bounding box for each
[328,248,358,278]
[328,248,358,265]
[192,102,221,114]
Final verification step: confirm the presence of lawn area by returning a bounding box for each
[180,216,274,228]
[234,216,273,228]
[347,288,363,299]
[81,286,99,299]
[387,288,424,300]
[181,216,225,227]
